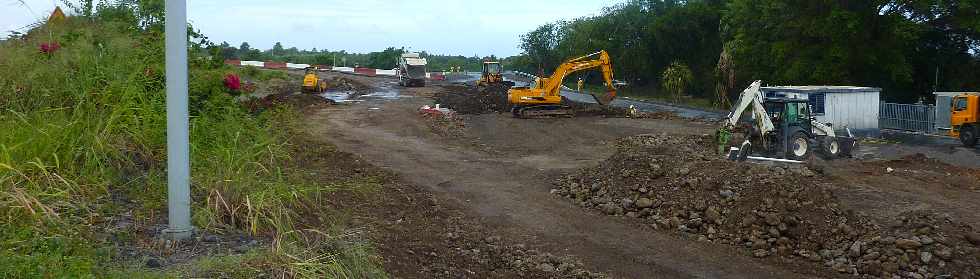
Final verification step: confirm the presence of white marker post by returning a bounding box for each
[162,0,193,240]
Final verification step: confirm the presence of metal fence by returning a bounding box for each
[879,102,936,134]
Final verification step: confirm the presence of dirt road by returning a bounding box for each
[302,74,842,278]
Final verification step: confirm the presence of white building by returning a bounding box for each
[760,86,881,135]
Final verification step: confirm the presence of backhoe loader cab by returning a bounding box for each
[950,94,979,147]
[761,98,817,159]
[477,61,503,86]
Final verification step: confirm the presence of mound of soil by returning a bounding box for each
[243,91,333,113]
[551,134,980,278]
[325,75,372,93]
[864,154,980,190]
[434,83,638,118]
[434,82,515,114]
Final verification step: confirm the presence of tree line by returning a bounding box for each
[211,42,494,72]
[510,0,980,104]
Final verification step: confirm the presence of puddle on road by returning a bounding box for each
[320,88,407,103]
[321,90,358,103]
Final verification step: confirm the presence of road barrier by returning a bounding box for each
[241,60,263,67]
[286,63,310,69]
[354,67,377,77]
[227,60,442,80]
[879,102,936,134]
[263,61,286,69]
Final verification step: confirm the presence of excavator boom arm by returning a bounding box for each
[540,50,617,105]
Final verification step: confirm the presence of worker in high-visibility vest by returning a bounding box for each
[577,78,584,92]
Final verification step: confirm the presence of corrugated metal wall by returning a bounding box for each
[935,96,953,130]
[820,91,880,130]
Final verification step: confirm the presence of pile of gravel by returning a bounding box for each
[551,134,980,278]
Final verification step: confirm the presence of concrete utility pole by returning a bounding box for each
[163,0,193,240]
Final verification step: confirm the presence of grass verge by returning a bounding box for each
[0,6,385,278]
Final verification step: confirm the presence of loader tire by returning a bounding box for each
[961,125,978,147]
[819,137,841,159]
[787,131,811,161]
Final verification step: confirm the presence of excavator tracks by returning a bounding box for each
[512,105,574,118]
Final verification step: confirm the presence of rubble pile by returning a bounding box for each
[242,79,332,113]
[551,134,980,278]
[446,234,608,278]
[325,75,371,93]
[434,82,638,118]
[434,82,515,114]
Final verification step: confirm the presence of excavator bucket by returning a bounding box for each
[592,90,616,106]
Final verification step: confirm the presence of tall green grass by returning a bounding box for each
[0,7,385,279]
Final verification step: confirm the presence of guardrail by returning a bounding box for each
[228,60,447,80]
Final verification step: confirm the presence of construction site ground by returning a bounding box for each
[294,72,980,278]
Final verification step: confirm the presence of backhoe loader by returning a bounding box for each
[302,67,328,93]
[717,81,856,161]
[477,61,504,86]
[507,50,618,118]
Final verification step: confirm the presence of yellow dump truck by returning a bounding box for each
[950,94,979,147]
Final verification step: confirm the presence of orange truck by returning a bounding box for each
[950,94,979,147]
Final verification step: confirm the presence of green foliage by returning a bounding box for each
[183,240,386,279]
[722,0,919,99]
[210,42,491,72]
[662,61,694,100]
[512,1,724,98]
[516,0,980,104]
[0,3,386,277]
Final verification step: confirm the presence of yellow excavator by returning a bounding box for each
[507,50,617,118]
[302,67,328,93]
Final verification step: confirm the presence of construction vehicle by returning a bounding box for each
[507,50,617,118]
[302,67,328,93]
[717,81,856,161]
[477,61,503,86]
[950,94,979,147]
[397,52,427,87]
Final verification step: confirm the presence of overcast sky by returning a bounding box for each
[2,0,623,57]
